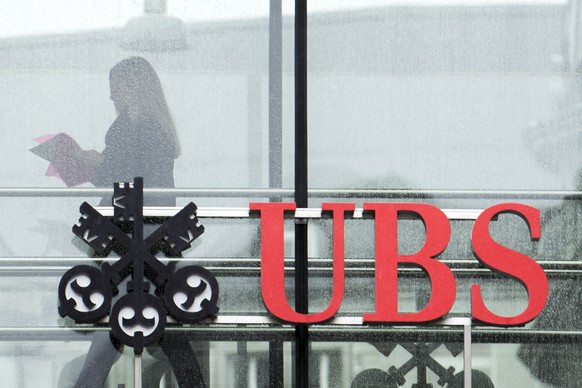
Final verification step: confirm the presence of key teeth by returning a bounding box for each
[58,298,77,318]
[201,299,219,318]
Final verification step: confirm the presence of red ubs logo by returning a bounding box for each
[250,202,548,327]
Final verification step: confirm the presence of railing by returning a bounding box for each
[0,187,580,199]
[0,189,578,387]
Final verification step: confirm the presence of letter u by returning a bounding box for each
[249,202,354,324]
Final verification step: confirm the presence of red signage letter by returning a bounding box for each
[250,202,354,323]
[363,203,455,323]
[471,203,548,326]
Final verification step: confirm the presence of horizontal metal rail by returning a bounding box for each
[1,325,581,344]
[0,187,581,199]
[1,268,580,277]
[95,206,488,220]
[0,258,581,274]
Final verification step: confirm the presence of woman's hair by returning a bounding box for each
[109,56,181,158]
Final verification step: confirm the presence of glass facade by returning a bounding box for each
[0,0,580,387]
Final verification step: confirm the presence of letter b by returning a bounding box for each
[363,203,455,323]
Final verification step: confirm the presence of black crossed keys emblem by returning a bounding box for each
[58,177,219,353]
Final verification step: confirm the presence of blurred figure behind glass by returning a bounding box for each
[92,56,180,206]
[61,57,205,388]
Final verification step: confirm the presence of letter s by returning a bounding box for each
[471,203,548,326]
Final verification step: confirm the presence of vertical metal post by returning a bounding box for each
[268,3,285,388]
[133,178,144,388]
[417,343,428,385]
[294,1,308,208]
[295,1,309,388]
[269,0,283,192]
[134,354,142,388]
[236,342,249,388]
[463,322,472,387]
[269,340,284,388]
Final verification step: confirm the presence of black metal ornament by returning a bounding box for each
[369,342,494,388]
[164,266,219,323]
[58,265,112,323]
[58,177,219,354]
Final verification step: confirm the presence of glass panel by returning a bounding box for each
[0,337,294,388]
[307,1,570,192]
[473,343,549,388]
[0,336,135,388]
[0,1,278,189]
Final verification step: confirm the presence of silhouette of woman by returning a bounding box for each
[69,57,205,388]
